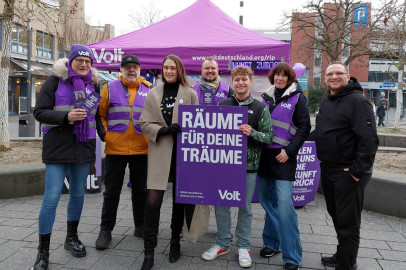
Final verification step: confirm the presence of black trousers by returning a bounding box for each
[321,164,370,270]
[100,154,147,231]
[377,117,384,126]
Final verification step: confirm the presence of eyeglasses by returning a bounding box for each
[326,71,347,77]
[123,65,140,70]
[74,58,92,65]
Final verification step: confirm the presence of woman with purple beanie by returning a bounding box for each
[31,44,100,270]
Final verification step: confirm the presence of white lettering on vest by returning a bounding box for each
[281,102,292,109]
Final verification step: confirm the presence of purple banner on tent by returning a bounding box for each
[176,105,247,207]
[292,141,320,206]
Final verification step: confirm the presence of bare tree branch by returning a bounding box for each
[128,1,163,30]
[374,0,406,129]
[289,0,389,66]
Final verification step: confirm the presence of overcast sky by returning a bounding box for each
[84,0,309,36]
[85,0,382,36]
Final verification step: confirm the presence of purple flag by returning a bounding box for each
[176,105,247,207]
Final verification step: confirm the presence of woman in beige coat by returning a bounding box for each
[139,55,198,270]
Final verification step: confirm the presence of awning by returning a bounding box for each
[10,58,54,76]
[98,71,119,82]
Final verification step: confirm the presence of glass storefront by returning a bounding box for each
[8,76,47,114]
[8,77,26,114]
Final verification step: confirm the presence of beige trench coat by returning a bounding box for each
[140,83,210,242]
[139,83,198,190]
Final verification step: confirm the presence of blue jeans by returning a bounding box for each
[257,176,302,265]
[215,173,256,249]
[38,163,90,234]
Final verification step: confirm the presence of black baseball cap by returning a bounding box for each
[121,54,140,67]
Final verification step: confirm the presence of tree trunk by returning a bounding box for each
[393,4,406,130]
[393,71,403,130]
[0,1,15,151]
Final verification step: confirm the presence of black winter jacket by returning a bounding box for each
[257,82,311,181]
[376,104,385,118]
[33,59,100,164]
[314,77,378,179]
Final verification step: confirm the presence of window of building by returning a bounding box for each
[36,31,53,59]
[313,77,321,88]
[11,24,28,54]
[368,71,398,82]
[314,55,321,67]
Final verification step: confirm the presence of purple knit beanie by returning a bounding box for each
[69,44,94,65]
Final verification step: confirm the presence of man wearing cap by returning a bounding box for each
[193,57,234,105]
[95,55,152,249]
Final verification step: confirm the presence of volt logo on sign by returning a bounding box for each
[354,4,368,26]
[218,190,241,201]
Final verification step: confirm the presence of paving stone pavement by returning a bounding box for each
[1,180,406,270]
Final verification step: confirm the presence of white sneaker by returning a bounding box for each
[238,248,251,268]
[202,244,230,261]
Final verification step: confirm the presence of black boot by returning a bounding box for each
[143,211,160,253]
[64,220,86,258]
[142,211,160,269]
[168,238,180,263]
[31,233,51,270]
[141,253,154,270]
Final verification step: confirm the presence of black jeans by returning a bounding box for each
[378,117,384,126]
[100,154,147,231]
[321,164,370,270]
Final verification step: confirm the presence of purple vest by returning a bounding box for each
[262,93,300,149]
[107,80,149,134]
[42,79,97,138]
[193,81,229,105]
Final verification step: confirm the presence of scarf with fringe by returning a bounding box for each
[67,65,93,142]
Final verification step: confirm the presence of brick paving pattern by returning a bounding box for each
[1,181,406,270]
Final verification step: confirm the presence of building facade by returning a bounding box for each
[0,0,115,114]
[290,3,371,90]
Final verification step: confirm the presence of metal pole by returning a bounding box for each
[239,1,244,25]
[26,18,32,114]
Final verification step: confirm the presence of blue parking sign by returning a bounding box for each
[354,4,368,26]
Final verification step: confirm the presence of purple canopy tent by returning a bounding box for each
[87,0,290,73]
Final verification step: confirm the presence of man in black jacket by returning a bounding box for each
[315,62,378,270]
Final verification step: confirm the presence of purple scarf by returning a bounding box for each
[67,65,93,142]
